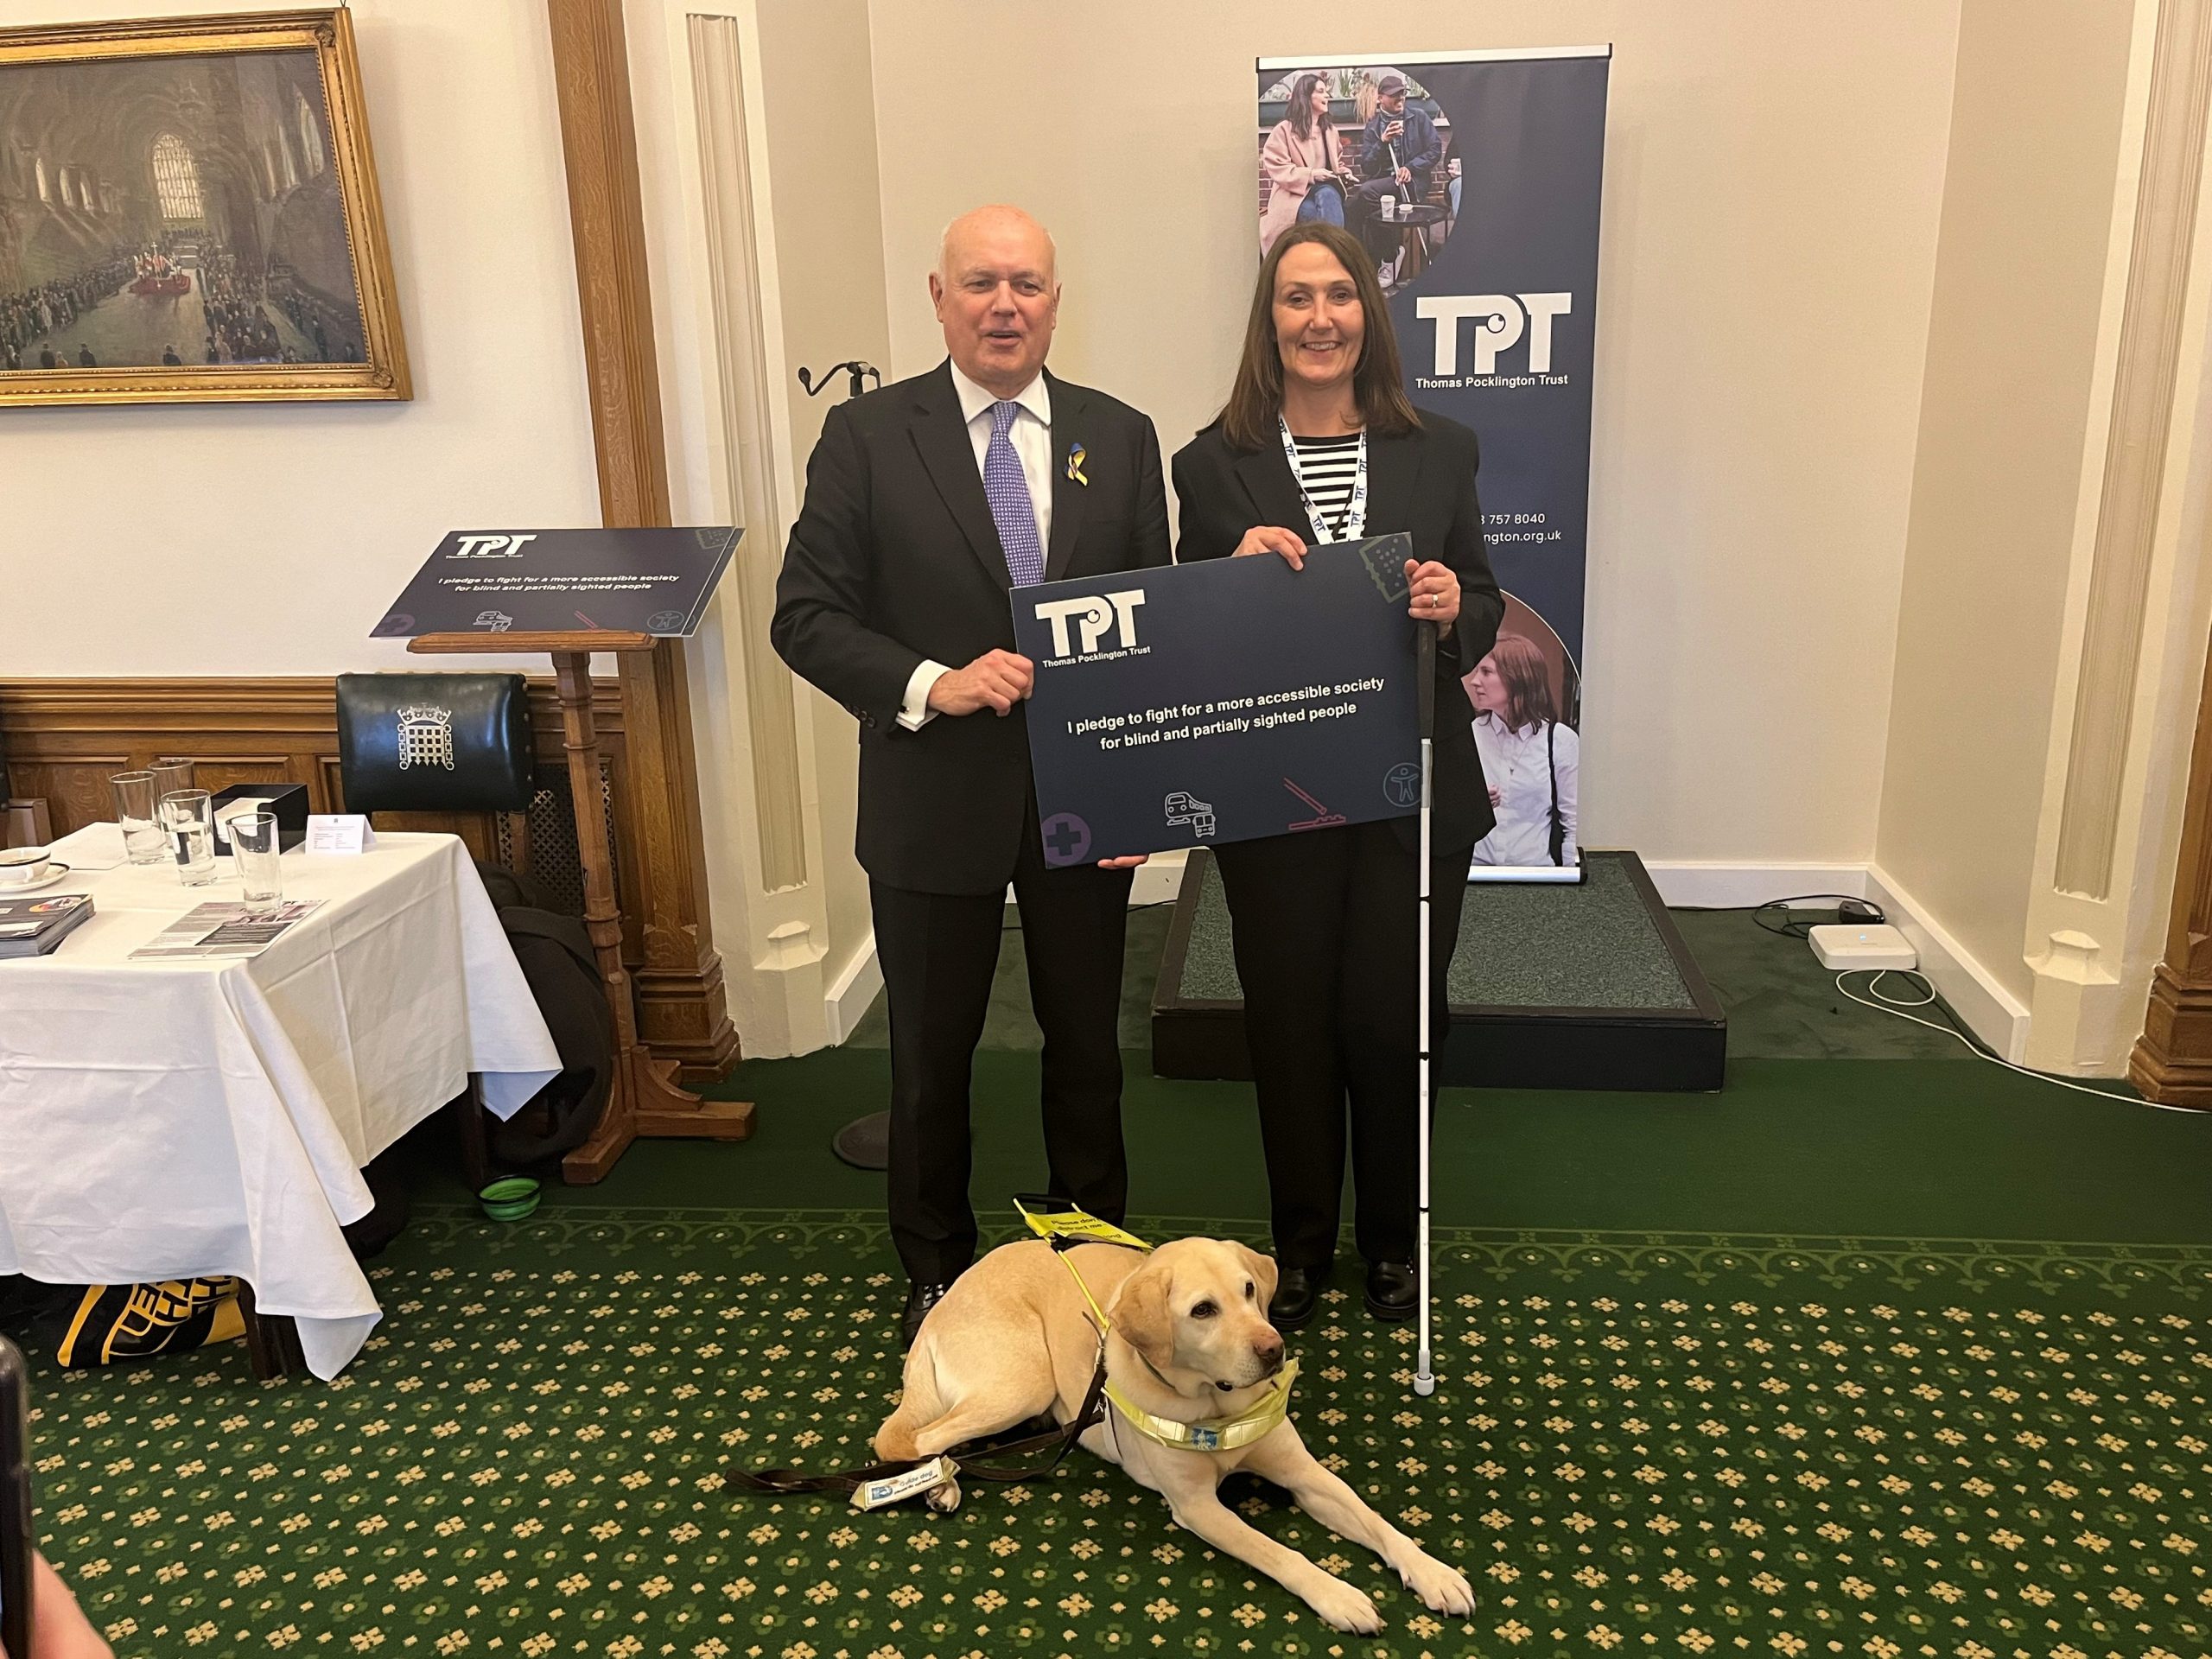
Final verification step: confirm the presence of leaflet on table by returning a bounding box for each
[0,893,94,958]
[128,899,326,960]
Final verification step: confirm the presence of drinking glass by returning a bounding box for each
[110,770,169,865]
[149,757,196,803]
[160,788,218,887]
[229,811,283,917]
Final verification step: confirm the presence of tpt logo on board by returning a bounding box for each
[1414,293,1573,381]
[1033,590,1147,660]
[447,532,537,559]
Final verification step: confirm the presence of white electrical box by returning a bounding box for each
[1808,923,1917,971]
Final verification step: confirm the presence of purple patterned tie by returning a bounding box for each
[984,399,1045,588]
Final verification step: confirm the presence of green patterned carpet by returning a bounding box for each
[24,1205,2212,1657]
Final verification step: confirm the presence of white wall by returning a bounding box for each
[0,0,600,676]
[753,0,889,993]
[864,1,1963,869]
[1874,0,2138,1006]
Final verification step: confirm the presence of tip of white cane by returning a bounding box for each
[1413,1373,1436,1396]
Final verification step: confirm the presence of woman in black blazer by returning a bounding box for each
[1172,221,1503,1330]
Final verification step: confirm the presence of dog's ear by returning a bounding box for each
[1235,1243,1280,1317]
[1111,1261,1177,1373]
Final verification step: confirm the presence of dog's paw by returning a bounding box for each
[1399,1551,1474,1617]
[1303,1574,1382,1634]
[925,1475,963,1515]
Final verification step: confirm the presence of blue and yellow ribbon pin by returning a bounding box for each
[1066,441,1088,486]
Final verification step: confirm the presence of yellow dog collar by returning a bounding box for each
[1105,1360,1300,1453]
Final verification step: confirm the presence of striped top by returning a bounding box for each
[1289,431,1363,541]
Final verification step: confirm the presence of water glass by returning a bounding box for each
[149,756,196,801]
[110,770,169,865]
[160,788,217,887]
[229,811,283,917]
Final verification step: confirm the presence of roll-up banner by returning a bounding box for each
[1255,47,1609,882]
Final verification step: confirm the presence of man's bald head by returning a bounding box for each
[931,204,1060,397]
[938,204,1058,284]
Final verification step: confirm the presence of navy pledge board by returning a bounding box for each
[1012,534,1422,865]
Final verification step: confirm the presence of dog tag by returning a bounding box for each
[851,1456,957,1511]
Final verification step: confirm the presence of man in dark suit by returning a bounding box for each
[772,205,1170,1344]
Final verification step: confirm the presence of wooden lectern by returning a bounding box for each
[410,629,753,1181]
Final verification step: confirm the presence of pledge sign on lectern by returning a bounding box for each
[374,527,750,1183]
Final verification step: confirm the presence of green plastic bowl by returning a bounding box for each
[479,1176,541,1222]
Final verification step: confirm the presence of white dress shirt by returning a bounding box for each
[1470,715,1580,868]
[898,365,1055,729]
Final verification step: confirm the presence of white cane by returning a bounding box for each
[1414,620,1438,1398]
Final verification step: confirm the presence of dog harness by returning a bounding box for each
[1015,1198,1300,1454]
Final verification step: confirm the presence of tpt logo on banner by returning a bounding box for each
[1033,590,1147,660]
[447,532,538,559]
[1415,294,1573,377]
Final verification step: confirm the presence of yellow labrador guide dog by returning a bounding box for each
[874,1207,1473,1635]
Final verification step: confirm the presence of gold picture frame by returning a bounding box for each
[0,8,409,405]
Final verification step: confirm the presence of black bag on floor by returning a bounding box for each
[474,861,616,1167]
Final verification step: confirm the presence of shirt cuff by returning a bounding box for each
[897,659,951,731]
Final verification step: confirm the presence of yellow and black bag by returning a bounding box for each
[57,1278,244,1367]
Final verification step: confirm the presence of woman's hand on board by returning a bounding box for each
[1233,525,1307,570]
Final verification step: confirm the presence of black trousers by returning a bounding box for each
[870,807,1134,1285]
[1212,819,1469,1269]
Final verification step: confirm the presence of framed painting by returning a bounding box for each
[0,8,408,405]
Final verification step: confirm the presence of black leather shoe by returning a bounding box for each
[1269,1266,1325,1332]
[1364,1260,1417,1321]
[900,1281,952,1350]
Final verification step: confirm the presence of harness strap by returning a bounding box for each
[724,1352,1110,1499]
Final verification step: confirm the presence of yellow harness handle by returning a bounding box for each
[1012,1196,1149,1337]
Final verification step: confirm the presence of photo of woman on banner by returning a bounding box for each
[1259,72,1356,254]
[1172,220,1503,1333]
[1466,607,1580,871]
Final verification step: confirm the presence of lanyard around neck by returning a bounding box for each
[1277,414,1368,544]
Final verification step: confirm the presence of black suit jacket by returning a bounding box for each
[1172,412,1504,856]
[772,360,1172,894]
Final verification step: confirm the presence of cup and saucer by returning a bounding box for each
[0,848,73,895]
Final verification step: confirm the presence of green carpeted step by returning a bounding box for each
[842,863,1967,1062]
[1178,850,1698,1011]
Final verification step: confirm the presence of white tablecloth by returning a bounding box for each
[0,833,561,1377]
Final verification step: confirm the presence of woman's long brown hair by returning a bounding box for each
[1478,634,1559,733]
[1219,221,1421,453]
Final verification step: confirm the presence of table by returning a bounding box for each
[1390,202,1451,282]
[0,833,561,1378]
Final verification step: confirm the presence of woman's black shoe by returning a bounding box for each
[1269,1266,1325,1331]
[1364,1260,1417,1321]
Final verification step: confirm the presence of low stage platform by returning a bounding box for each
[1151,848,1727,1090]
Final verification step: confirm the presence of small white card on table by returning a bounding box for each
[305,815,378,855]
